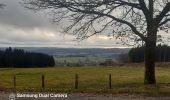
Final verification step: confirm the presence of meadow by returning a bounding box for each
[53,55,115,66]
[0,64,170,94]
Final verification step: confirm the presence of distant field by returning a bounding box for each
[0,65,170,94]
[53,55,114,65]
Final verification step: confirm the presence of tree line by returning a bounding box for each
[0,47,55,67]
[129,45,170,63]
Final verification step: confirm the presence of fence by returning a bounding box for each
[11,74,112,89]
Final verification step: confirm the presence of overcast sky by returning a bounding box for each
[1,0,169,48]
[0,0,130,48]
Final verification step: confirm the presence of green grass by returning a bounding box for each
[54,55,111,64]
[1,66,170,94]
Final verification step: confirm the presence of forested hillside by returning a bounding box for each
[0,47,55,67]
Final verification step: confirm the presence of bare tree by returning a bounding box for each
[23,0,170,84]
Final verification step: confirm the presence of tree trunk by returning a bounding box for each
[144,39,156,84]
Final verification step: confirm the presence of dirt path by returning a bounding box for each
[1,92,170,100]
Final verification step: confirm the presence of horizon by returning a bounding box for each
[0,46,131,49]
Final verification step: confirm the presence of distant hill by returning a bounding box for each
[0,47,129,56]
[0,47,130,65]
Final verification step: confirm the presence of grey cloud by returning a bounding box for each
[0,0,128,48]
[0,0,58,31]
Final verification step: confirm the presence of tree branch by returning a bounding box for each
[155,2,170,25]
[159,18,170,26]
[138,0,150,21]
[67,6,146,41]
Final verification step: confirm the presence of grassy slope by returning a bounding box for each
[0,65,170,94]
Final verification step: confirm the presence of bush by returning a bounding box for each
[99,59,115,66]
[118,53,131,63]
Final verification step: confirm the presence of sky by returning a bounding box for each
[0,0,169,48]
[0,0,129,48]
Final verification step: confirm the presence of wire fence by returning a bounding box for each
[0,74,113,90]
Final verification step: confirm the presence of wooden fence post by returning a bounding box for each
[75,74,78,89]
[13,75,16,89]
[109,74,112,89]
[42,74,45,88]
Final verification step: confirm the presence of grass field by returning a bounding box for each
[53,55,113,65]
[0,65,170,94]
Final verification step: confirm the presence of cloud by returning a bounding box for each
[0,0,128,48]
